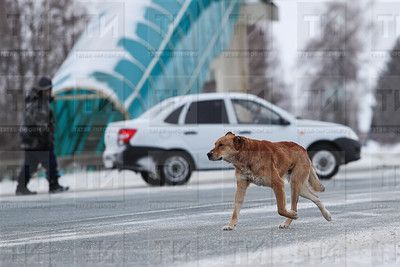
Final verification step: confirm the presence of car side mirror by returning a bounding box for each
[280,117,291,126]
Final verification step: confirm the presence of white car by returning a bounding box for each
[103,93,361,186]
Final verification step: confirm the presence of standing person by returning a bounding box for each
[16,77,69,195]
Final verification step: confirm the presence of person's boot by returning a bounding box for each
[16,186,37,196]
[49,183,69,194]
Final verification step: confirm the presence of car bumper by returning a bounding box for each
[334,138,361,164]
[103,146,166,172]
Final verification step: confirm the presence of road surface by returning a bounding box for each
[1,167,400,266]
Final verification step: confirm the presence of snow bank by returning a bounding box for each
[0,169,236,197]
[2,141,400,197]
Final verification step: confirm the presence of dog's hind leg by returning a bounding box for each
[272,173,298,220]
[279,167,307,228]
[300,184,332,221]
[279,180,301,228]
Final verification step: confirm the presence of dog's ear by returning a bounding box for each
[225,132,234,136]
[233,136,244,150]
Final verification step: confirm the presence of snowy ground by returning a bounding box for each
[1,163,400,266]
[1,146,400,266]
[0,144,400,266]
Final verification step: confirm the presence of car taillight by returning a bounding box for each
[118,129,137,145]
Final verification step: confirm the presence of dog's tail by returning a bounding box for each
[308,163,325,192]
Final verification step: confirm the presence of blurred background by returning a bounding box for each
[2,1,400,265]
[0,0,398,178]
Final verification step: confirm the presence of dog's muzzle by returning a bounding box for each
[207,151,221,161]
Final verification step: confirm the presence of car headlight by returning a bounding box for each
[347,130,359,141]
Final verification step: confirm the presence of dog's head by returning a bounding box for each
[207,132,245,162]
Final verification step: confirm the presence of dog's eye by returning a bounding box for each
[219,144,224,147]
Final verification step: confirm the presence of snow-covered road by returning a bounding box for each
[1,164,400,266]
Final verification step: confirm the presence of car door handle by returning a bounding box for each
[238,131,252,135]
[184,131,198,135]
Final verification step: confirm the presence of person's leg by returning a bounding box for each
[16,151,39,195]
[40,149,59,186]
[42,149,60,186]
[41,149,69,193]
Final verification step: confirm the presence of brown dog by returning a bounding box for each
[207,132,331,230]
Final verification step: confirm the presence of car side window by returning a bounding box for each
[164,105,184,124]
[185,100,229,124]
[232,99,282,125]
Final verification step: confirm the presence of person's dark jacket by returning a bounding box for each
[20,89,55,151]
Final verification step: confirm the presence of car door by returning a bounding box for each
[228,97,296,143]
[181,98,233,169]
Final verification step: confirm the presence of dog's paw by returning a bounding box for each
[279,223,290,229]
[222,224,235,231]
[289,210,298,220]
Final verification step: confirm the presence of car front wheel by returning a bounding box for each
[160,151,193,186]
[309,145,340,179]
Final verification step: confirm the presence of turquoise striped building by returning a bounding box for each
[52,0,274,157]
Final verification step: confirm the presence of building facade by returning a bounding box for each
[53,0,277,158]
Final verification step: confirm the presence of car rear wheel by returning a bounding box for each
[160,151,193,186]
[141,171,165,186]
[309,144,340,180]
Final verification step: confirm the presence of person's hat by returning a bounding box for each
[35,76,52,91]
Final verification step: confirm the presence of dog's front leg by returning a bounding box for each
[223,179,250,231]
